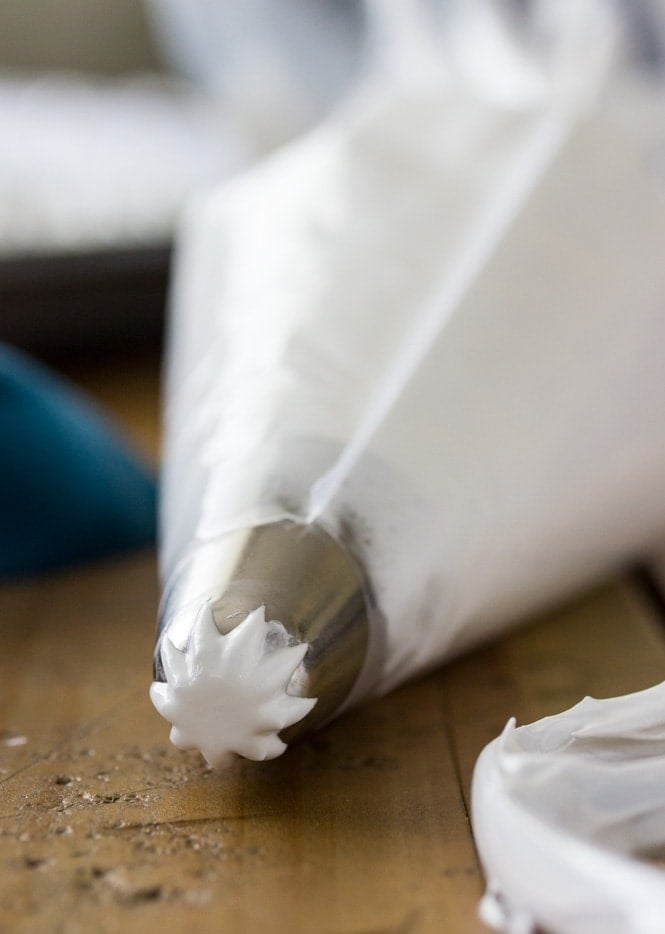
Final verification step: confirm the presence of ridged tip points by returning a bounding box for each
[150,603,317,769]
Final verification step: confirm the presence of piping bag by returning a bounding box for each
[151,0,665,772]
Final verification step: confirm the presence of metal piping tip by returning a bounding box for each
[151,519,371,766]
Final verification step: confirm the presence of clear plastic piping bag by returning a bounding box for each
[153,0,665,766]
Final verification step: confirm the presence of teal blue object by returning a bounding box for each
[0,344,157,579]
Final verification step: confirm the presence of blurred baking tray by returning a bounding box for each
[0,244,171,361]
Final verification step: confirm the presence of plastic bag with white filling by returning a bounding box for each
[153,0,665,775]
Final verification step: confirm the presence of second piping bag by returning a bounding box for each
[151,0,665,769]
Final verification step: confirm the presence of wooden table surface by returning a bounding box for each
[2,354,664,934]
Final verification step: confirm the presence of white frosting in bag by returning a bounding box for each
[160,0,665,703]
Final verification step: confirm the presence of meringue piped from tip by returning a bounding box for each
[150,603,317,769]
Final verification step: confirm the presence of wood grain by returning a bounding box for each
[1,356,664,932]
